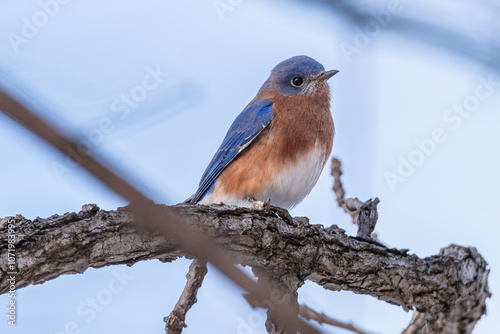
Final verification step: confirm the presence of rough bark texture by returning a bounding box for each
[330,157,380,242]
[164,259,208,333]
[355,198,379,240]
[0,203,490,333]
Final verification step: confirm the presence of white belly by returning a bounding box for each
[261,143,327,209]
[201,142,328,210]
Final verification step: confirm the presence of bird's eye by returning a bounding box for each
[291,77,304,87]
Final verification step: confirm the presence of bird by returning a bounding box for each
[186,55,338,210]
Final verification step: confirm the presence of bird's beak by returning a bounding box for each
[322,70,339,81]
[314,70,339,82]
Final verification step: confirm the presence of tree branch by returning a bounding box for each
[299,304,371,334]
[0,203,490,333]
[331,157,362,223]
[331,157,380,241]
[164,259,208,334]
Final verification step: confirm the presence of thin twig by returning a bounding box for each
[299,304,373,334]
[330,157,363,224]
[164,259,208,334]
[243,296,373,334]
[331,157,380,241]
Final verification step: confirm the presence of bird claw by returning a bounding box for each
[250,200,267,210]
[248,197,272,210]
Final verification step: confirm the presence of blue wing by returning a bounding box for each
[187,98,274,203]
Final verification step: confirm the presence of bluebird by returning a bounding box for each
[187,56,338,210]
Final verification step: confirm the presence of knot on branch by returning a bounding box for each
[78,204,100,218]
[356,198,380,240]
[164,312,187,333]
[331,157,380,241]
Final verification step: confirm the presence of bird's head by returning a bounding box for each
[267,55,338,97]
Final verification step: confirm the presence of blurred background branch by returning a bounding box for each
[300,0,500,72]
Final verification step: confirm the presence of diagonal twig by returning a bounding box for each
[244,294,373,334]
[164,259,208,334]
[299,304,373,334]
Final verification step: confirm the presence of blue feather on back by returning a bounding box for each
[187,98,274,203]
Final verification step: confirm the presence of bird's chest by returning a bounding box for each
[262,142,328,209]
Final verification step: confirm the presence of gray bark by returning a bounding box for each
[164,259,208,333]
[0,203,490,333]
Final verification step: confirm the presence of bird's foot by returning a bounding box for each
[248,197,272,210]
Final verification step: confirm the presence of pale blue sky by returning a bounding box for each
[1,1,499,333]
